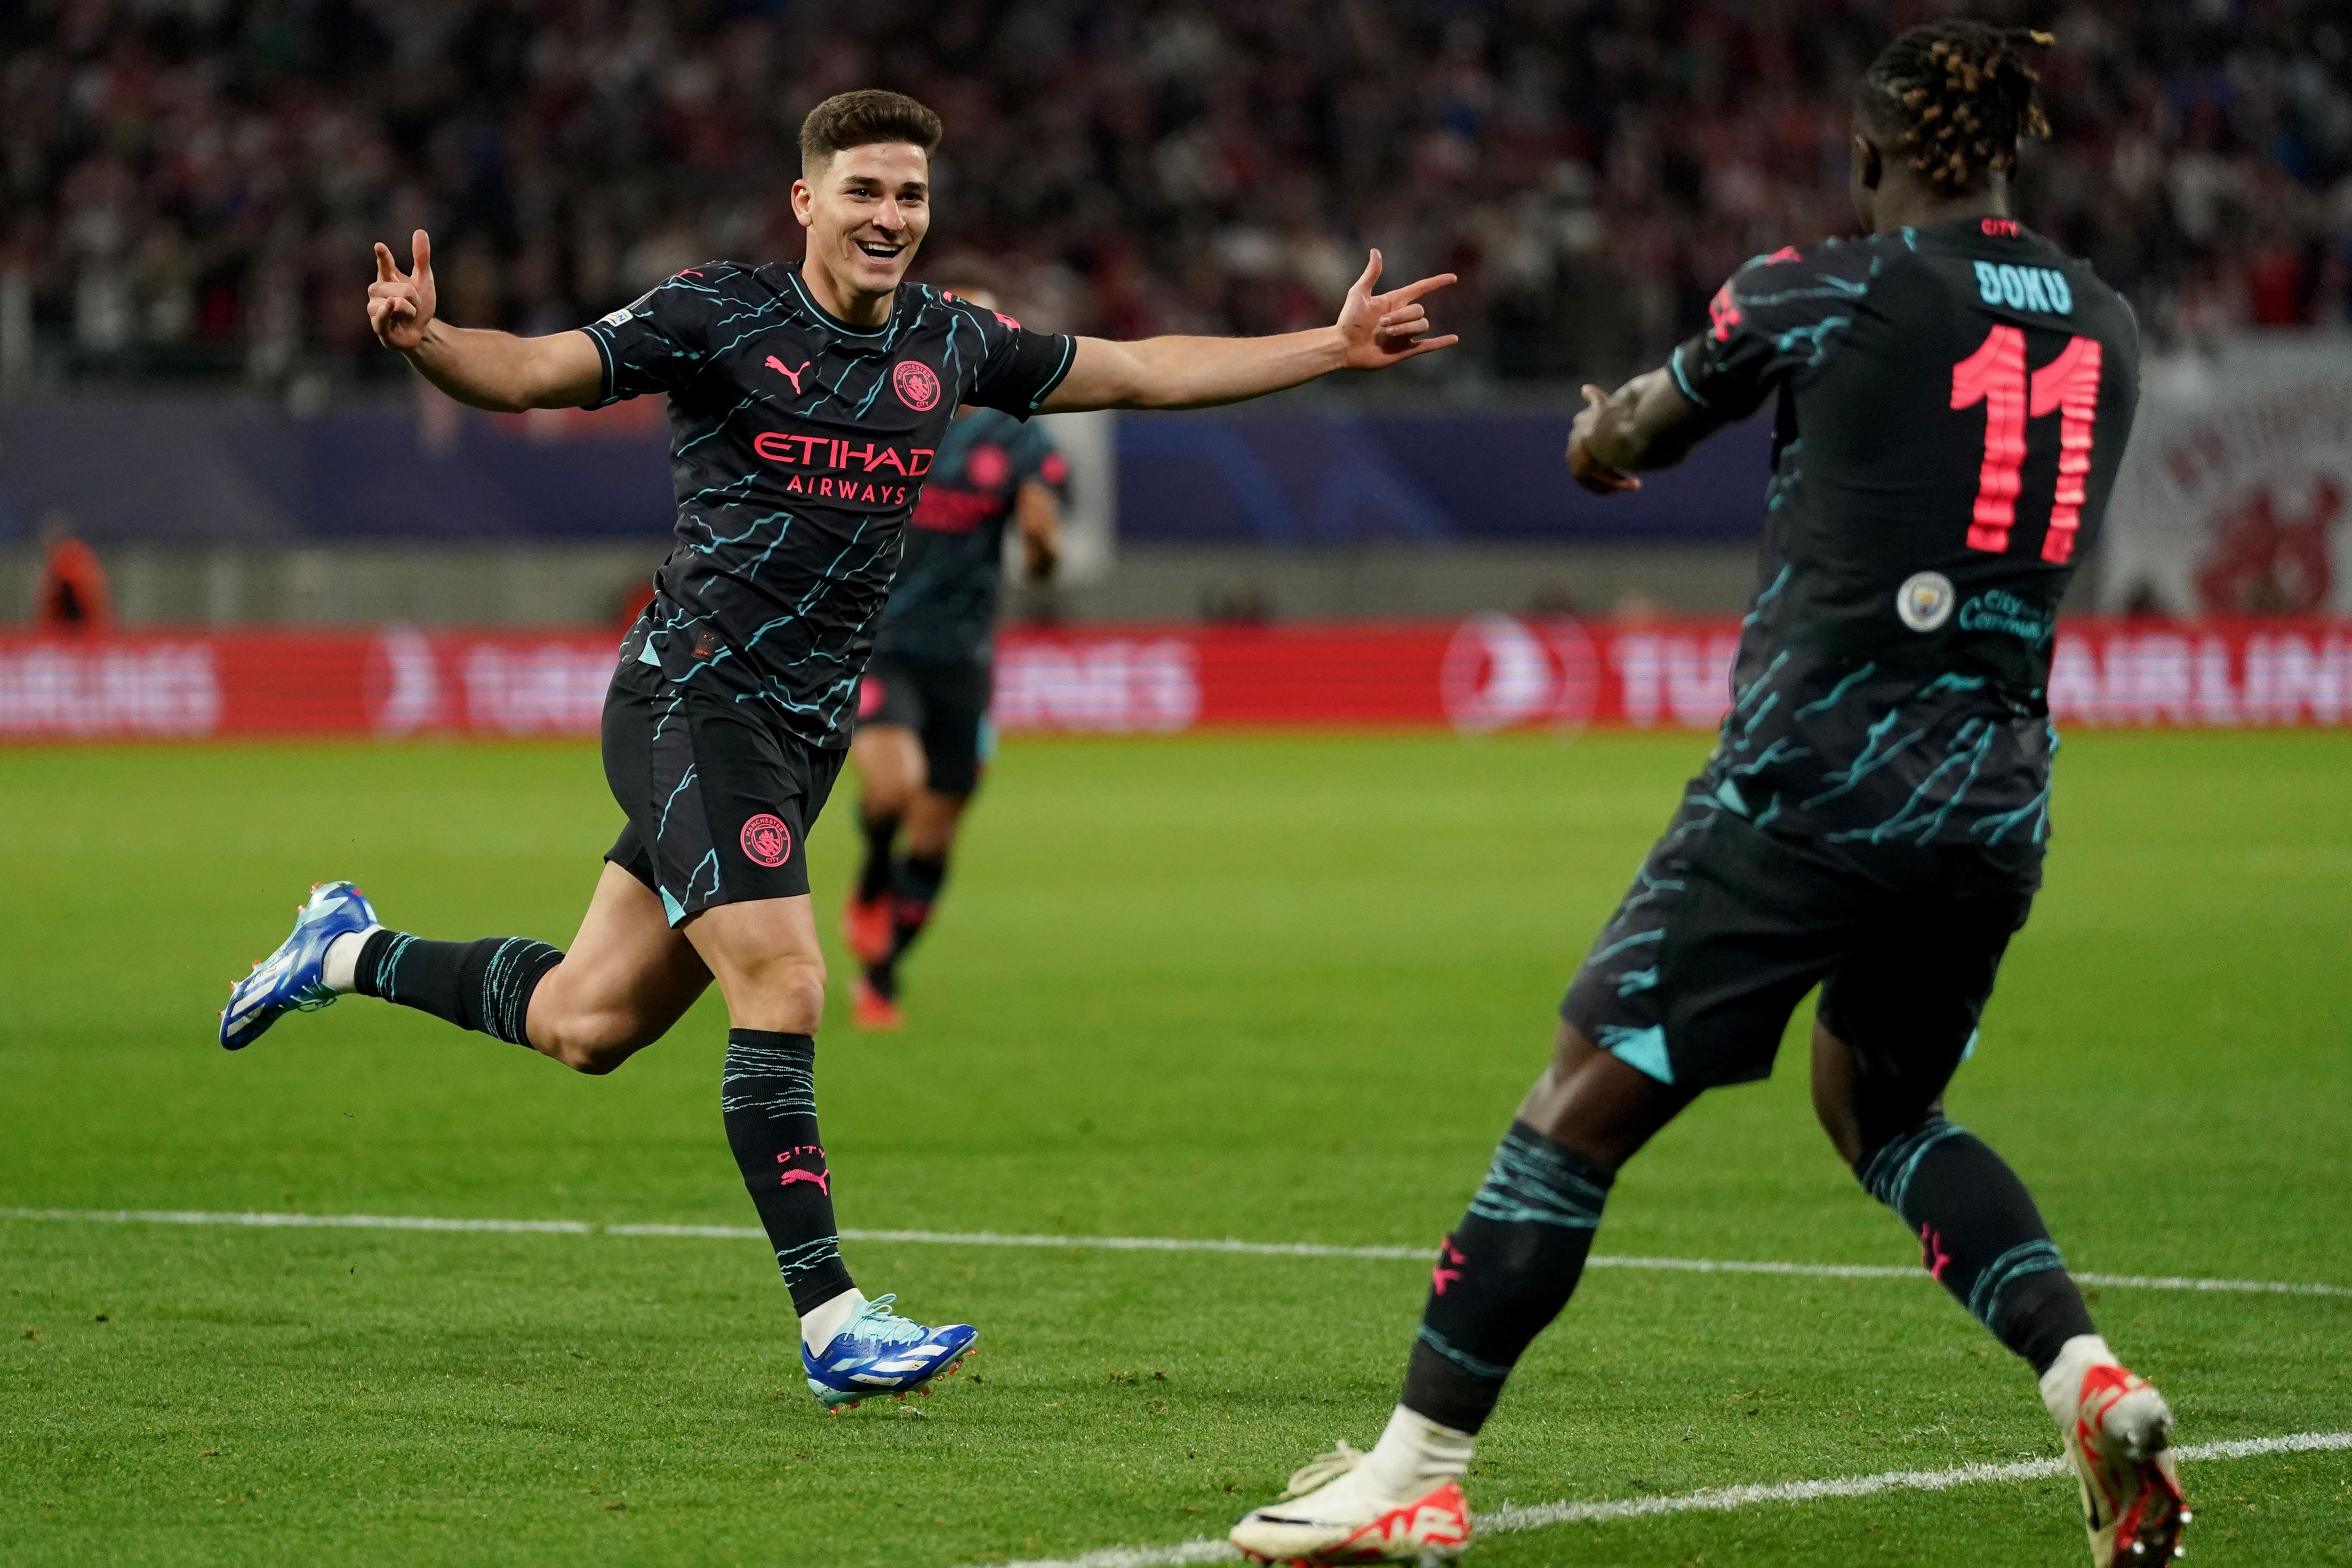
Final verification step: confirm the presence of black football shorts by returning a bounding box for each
[853,654,994,798]
[601,657,846,925]
[1560,786,2041,1091]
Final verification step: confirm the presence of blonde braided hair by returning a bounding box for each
[1860,22,2054,198]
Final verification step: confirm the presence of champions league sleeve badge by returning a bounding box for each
[1897,570,1956,632]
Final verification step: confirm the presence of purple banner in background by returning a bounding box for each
[1116,408,1773,544]
[0,399,1771,545]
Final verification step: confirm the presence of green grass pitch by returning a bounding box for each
[3,729,2349,1567]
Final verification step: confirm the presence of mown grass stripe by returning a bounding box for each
[5,1207,2348,1298]
[990,1431,2352,1568]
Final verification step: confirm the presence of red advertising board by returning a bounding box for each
[2,619,2349,742]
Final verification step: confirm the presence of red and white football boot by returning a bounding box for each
[851,973,904,1031]
[1230,1443,1470,1565]
[2051,1356,2189,1566]
[842,886,893,967]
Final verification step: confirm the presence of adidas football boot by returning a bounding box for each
[802,1294,976,1411]
[219,881,378,1050]
[1231,1442,1471,1565]
[2055,1361,2188,1566]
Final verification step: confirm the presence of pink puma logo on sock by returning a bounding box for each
[1919,1222,1952,1281]
[765,356,812,394]
[779,1146,830,1196]
[1432,1236,1467,1295]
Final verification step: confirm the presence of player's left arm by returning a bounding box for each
[1038,251,1456,412]
[1565,368,1725,495]
[1013,480,1061,581]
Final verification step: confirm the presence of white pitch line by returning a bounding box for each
[988,1430,2352,1568]
[4,1208,2349,1299]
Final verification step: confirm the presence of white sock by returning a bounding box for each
[1359,1404,1476,1501]
[322,928,381,993]
[799,1287,867,1353]
[2039,1332,2119,1427]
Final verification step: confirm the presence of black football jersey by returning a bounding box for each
[873,407,1069,665]
[1668,217,2139,849]
[584,266,1076,747]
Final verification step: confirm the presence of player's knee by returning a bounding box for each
[731,951,827,1030]
[543,1012,651,1075]
[860,780,914,820]
[1813,1082,1868,1168]
[1809,1022,1870,1166]
[904,819,958,860]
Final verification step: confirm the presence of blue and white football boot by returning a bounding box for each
[802,1294,978,1411]
[218,881,379,1051]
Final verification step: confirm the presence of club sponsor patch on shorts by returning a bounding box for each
[740,813,793,868]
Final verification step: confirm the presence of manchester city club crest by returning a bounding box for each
[893,359,942,411]
[1897,570,1956,632]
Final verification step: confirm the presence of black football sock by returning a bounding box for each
[1856,1116,2097,1374]
[351,930,562,1046]
[887,853,948,963]
[720,1029,855,1317]
[1399,1121,1614,1434]
[856,810,899,903]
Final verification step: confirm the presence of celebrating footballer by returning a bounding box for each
[221,88,1454,1412]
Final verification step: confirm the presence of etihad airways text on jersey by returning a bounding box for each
[750,430,936,507]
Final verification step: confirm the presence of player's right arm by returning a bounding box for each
[1567,241,1876,496]
[1565,369,1717,495]
[368,230,601,412]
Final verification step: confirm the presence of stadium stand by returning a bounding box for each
[1,0,2347,393]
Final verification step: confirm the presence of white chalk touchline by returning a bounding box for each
[5,1207,2349,1299]
[986,1430,2352,1568]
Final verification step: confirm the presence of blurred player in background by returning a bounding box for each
[844,284,1066,1030]
[1233,25,2185,1568]
[218,89,1455,1414]
[32,510,112,634]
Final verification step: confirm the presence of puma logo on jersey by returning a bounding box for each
[766,356,813,393]
[1974,261,2073,315]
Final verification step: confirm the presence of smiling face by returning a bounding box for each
[792,142,931,319]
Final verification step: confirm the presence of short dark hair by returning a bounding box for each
[1856,22,2052,199]
[798,89,944,174]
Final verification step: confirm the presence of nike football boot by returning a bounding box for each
[803,1294,976,1411]
[219,881,378,1050]
[1231,1442,1471,1565]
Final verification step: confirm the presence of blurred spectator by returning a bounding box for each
[0,1,2346,393]
[33,509,112,632]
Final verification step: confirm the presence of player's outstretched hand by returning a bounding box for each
[1567,383,1642,495]
[1334,250,1458,370]
[368,229,439,352]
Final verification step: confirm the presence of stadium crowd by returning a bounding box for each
[2,0,2348,389]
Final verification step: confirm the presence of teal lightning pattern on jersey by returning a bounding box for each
[1667,218,2140,849]
[583,267,1076,747]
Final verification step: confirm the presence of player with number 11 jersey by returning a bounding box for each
[1653,211,2138,852]
[1234,26,2179,1568]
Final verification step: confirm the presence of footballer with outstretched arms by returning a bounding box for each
[219,89,1456,1413]
[1232,25,2185,1568]
[842,284,1067,1031]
